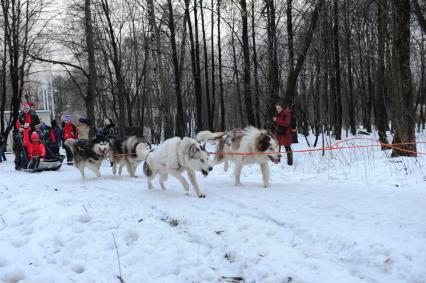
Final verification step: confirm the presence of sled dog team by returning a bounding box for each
[65,126,282,198]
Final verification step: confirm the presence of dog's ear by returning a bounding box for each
[188,143,199,157]
[257,133,271,152]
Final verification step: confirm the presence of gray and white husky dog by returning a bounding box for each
[143,137,212,198]
[65,136,111,178]
[109,136,150,177]
[197,126,281,188]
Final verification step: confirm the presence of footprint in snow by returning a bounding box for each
[77,214,91,223]
[70,263,85,274]
[124,230,139,245]
[11,238,28,248]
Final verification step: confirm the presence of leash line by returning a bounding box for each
[207,138,425,156]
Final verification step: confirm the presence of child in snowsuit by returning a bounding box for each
[23,131,46,169]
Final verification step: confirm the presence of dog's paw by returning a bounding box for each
[234,182,242,187]
[197,193,206,198]
[263,184,270,189]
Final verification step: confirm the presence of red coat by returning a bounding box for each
[62,123,78,140]
[22,130,46,159]
[274,109,293,146]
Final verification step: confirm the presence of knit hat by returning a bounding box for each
[51,120,57,127]
[31,132,40,141]
[78,118,90,125]
[21,102,30,112]
[63,114,73,122]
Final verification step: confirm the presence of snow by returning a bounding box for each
[0,133,426,283]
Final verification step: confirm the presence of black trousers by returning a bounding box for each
[280,145,293,166]
[63,143,73,162]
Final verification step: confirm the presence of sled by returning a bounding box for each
[16,155,65,173]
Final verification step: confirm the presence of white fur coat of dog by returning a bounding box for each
[143,137,212,197]
[198,127,281,188]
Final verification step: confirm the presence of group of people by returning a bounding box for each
[11,102,114,170]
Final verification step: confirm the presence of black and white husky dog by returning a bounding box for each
[65,136,110,178]
[109,136,150,177]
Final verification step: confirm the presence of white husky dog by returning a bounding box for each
[197,127,281,188]
[143,137,212,198]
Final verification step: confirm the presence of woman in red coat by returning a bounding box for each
[273,101,293,166]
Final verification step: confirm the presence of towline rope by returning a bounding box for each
[207,137,426,156]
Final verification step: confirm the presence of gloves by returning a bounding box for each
[23,123,30,129]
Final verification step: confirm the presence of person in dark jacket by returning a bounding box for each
[273,101,293,166]
[97,118,115,139]
[61,115,78,165]
[50,120,62,156]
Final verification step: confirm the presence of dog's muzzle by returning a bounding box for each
[268,155,281,164]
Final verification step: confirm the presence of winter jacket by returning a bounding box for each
[23,129,46,159]
[62,122,78,141]
[77,122,90,140]
[15,111,40,132]
[38,124,56,146]
[50,126,62,147]
[273,109,293,146]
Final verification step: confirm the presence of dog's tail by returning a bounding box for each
[143,161,152,177]
[64,138,77,154]
[196,130,225,144]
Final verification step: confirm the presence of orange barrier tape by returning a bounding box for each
[208,138,426,156]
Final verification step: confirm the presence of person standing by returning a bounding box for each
[273,101,293,166]
[50,120,62,156]
[100,118,115,138]
[61,115,78,165]
[77,118,90,140]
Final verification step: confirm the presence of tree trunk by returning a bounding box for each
[210,0,216,130]
[344,0,355,135]
[147,0,173,139]
[285,0,324,107]
[240,0,255,126]
[265,0,280,123]
[167,0,185,137]
[287,0,295,72]
[252,1,261,128]
[230,25,244,127]
[217,0,225,130]
[84,0,97,138]
[375,0,389,147]
[332,0,342,140]
[200,0,212,130]
[185,0,203,132]
[391,0,416,157]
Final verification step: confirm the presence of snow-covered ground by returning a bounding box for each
[0,133,425,283]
